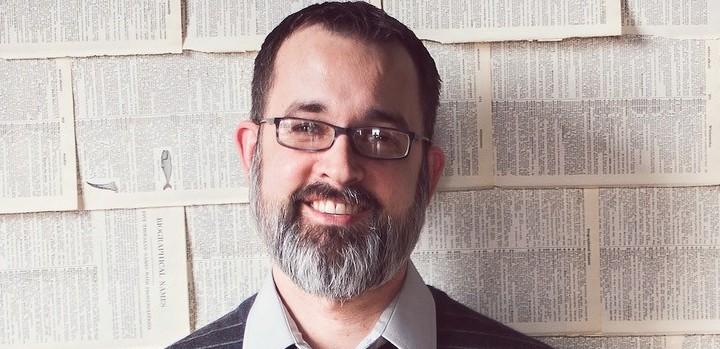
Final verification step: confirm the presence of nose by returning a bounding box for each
[314,134,365,186]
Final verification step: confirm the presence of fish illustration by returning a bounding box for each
[86,181,118,193]
[161,150,172,190]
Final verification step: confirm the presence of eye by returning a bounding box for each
[360,129,405,151]
[352,127,410,158]
[366,129,393,143]
[368,131,388,143]
[290,120,323,134]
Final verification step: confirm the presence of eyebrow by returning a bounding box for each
[364,108,409,131]
[283,101,410,130]
[283,101,326,115]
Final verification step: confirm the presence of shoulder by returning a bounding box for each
[429,286,554,349]
[166,294,257,349]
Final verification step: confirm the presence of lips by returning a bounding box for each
[293,182,379,219]
[309,199,361,215]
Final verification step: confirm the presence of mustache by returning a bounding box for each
[290,182,380,210]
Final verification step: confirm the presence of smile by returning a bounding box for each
[309,200,361,215]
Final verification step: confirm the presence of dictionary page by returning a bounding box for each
[669,335,720,349]
[413,188,601,335]
[426,42,494,190]
[184,204,268,330]
[539,336,676,349]
[622,0,720,38]
[0,59,77,213]
[492,37,720,187]
[73,51,254,210]
[599,187,720,334]
[0,0,182,59]
[0,207,189,349]
[382,0,621,43]
[183,0,381,52]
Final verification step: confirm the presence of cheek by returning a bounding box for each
[366,160,421,212]
[262,160,307,199]
[259,141,313,201]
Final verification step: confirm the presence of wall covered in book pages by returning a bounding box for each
[1,1,719,348]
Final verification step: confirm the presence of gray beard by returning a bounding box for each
[249,143,429,300]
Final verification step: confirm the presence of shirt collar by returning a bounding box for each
[243,262,436,349]
[243,275,297,349]
[382,262,436,349]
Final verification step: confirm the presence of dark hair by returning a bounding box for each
[250,1,441,139]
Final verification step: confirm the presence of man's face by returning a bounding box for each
[247,25,437,299]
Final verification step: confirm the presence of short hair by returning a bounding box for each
[250,1,441,139]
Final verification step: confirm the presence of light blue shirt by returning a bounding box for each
[243,262,437,349]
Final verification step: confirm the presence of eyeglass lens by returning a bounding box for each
[276,118,411,159]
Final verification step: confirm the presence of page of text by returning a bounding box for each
[184,203,268,331]
[622,0,720,38]
[0,207,189,349]
[426,42,495,189]
[600,187,720,334]
[183,0,381,52]
[413,188,601,335]
[492,37,720,186]
[0,59,77,213]
[0,0,182,59]
[383,0,621,43]
[73,52,254,209]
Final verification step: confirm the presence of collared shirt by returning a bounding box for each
[243,263,436,349]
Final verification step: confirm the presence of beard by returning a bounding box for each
[249,142,430,300]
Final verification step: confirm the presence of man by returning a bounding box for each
[170,2,553,348]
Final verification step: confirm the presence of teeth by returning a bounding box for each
[335,203,346,214]
[310,200,358,215]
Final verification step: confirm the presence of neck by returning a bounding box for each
[272,263,408,349]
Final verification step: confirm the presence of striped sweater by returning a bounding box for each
[168,286,554,349]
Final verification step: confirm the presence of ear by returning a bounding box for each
[425,145,445,197]
[236,120,259,175]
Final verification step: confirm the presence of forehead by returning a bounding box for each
[267,24,423,131]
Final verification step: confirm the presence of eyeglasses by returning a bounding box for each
[258,117,430,160]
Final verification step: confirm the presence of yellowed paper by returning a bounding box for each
[73,52,254,210]
[184,204,269,330]
[413,188,599,335]
[491,37,720,187]
[622,0,720,38]
[599,187,720,334]
[668,335,720,349]
[426,42,495,190]
[0,59,77,213]
[539,336,674,349]
[183,0,380,52]
[383,0,622,43]
[0,0,182,59]
[0,207,189,349]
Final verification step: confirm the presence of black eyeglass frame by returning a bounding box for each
[257,116,432,160]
